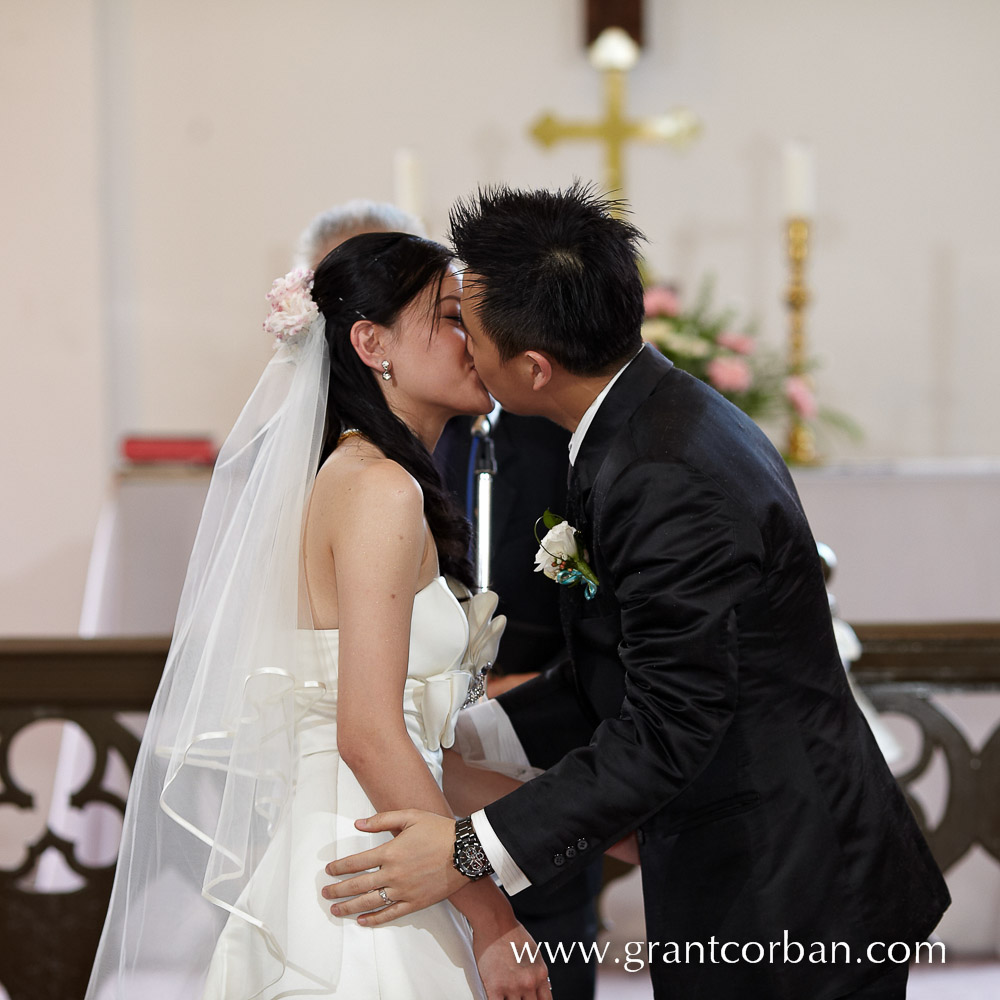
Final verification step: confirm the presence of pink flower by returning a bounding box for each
[264,267,318,345]
[785,375,818,419]
[643,286,681,318]
[716,330,756,355]
[707,356,752,394]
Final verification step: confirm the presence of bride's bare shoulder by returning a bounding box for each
[312,443,423,522]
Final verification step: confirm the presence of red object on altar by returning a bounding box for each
[121,436,217,465]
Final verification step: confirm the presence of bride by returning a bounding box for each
[86,232,550,999]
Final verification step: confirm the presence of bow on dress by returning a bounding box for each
[415,590,506,753]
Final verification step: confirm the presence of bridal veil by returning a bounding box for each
[86,279,334,998]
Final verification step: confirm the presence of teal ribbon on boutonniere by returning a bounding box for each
[533,509,599,599]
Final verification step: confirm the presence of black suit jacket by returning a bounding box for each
[489,346,949,999]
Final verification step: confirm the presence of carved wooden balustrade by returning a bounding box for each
[1,625,998,999]
[0,638,166,1000]
[852,623,1000,875]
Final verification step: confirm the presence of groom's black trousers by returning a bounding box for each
[509,869,601,1000]
[835,962,909,999]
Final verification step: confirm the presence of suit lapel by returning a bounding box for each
[561,346,673,646]
[571,344,674,516]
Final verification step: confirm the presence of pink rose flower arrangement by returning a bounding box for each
[707,356,753,394]
[716,330,756,355]
[641,281,763,407]
[643,286,681,318]
[264,267,319,346]
[640,278,860,462]
[784,375,818,420]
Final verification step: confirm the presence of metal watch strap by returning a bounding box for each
[453,816,495,880]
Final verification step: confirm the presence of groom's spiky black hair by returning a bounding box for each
[448,180,645,376]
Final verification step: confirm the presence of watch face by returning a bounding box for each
[463,842,491,876]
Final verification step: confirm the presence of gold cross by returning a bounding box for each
[530,29,701,213]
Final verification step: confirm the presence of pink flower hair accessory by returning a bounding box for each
[264,267,319,347]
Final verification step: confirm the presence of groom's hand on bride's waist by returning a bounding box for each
[322,809,468,925]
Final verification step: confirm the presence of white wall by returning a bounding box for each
[0,0,105,634]
[2,0,999,633]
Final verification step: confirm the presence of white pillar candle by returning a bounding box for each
[393,148,423,220]
[588,27,640,72]
[783,139,816,218]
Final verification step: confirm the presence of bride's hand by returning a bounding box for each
[470,911,551,1000]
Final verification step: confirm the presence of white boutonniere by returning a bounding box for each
[533,510,599,599]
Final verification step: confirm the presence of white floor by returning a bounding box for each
[595,960,1000,999]
[907,960,1000,1000]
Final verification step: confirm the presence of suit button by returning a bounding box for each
[577,838,589,851]
[636,829,646,846]
[565,846,577,859]
[553,853,566,867]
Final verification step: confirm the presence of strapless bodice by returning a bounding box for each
[296,576,475,767]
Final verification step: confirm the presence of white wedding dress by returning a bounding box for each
[200,576,487,999]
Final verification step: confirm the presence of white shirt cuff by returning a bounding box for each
[471,809,532,895]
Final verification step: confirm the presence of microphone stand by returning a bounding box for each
[470,414,497,594]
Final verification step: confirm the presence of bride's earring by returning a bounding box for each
[381,360,392,382]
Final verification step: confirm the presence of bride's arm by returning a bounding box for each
[325,461,548,994]
[330,461,448,816]
[441,749,524,816]
[332,463,497,828]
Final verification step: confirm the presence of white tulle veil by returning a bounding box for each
[86,281,334,999]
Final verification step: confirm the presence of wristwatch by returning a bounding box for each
[453,816,495,880]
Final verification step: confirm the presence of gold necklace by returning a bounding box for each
[337,427,364,445]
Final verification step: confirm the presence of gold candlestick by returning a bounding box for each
[784,217,817,464]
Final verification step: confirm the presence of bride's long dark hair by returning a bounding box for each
[311,231,473,587]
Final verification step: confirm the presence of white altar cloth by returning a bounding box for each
[792,459,1000,623]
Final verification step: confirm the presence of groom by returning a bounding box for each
[325,183,949,998]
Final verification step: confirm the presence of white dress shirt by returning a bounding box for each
[468,350,640,893]
[567,353,637,466]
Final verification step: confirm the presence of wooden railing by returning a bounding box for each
[852,623,1000,874]
[0,638,167,1000]
[1,626,998,999]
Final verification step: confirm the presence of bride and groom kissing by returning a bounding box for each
[323,184,948,999]
[90,182,947,1000]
